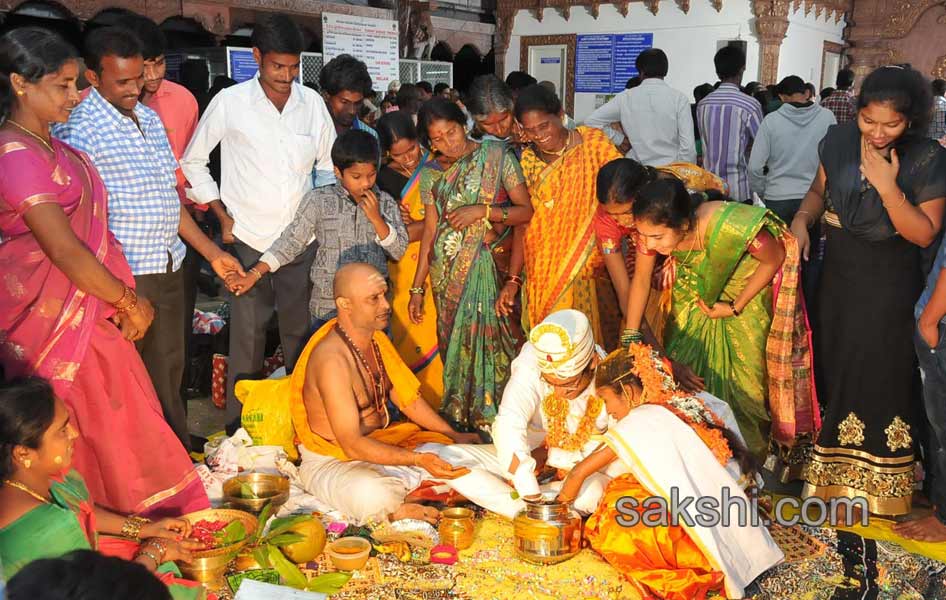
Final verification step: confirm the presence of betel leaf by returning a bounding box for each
[267,544,308,590]
[306,572,352,594]
[252,545,271,569]
[253,501,274,543]
[218,520,247,546]
[267,533,306,547]
[265,515,313,539]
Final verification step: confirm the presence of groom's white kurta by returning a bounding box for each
[425,342,615,518]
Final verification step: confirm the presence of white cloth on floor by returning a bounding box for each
[491,342,609,498]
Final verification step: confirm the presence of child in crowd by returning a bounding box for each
[227,129,408,332]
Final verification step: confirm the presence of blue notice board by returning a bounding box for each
[228,48,259,82]
[575,33,654,93]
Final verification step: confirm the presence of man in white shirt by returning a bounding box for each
[584,48,696,166]
[181,13,336,429]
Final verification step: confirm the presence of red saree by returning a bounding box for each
[0,133,208,517]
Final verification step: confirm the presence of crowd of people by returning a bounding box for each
[2,9,946,599]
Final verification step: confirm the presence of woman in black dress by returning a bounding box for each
[792,67,946,518]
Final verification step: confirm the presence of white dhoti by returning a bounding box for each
[297,441,612,524]
[296,442,544,524]
[297,446,429,524]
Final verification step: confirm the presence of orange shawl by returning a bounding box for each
[289,319,452,461]
[521,127,623,337]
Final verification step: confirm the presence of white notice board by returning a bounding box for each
[322,12,400,91]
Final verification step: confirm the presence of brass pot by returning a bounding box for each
[512,493,582,565]
[223,473,290,514]
[439,507,476,550]
[178,508,258,584]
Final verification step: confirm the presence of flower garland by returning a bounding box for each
[627,344,733,465]
[542,393,604,452]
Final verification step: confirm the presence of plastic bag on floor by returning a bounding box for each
[236,373,298,461]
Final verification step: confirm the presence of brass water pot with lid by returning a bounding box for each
[512,492,582,565]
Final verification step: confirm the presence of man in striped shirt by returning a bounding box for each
[696,46,763,203]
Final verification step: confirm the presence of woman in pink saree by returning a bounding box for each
[0,27,208,517]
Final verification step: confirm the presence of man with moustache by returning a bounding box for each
[53,26,242,451]
[181,14,336,433]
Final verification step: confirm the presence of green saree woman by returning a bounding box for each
[631,179,817,460]
[0,471,202,600]
[409,99,533,437]
[414,141,523,434]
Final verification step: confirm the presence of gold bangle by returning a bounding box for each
[114,286,139,314]
[409,287,425,296]
[483,204,491,223]
[112,284,131,307]
[249,267,263,281]
[120,515,150,541]
[146,539,167,562]
[135,550,161,568]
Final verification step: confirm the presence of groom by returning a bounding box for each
[438,309,616,517]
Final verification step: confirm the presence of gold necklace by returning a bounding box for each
[3,479,51,504]
[542,130,573,159]
[676,222,704,265]
[6,120,55,154]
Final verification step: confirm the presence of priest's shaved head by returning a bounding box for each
[333,262,391,331]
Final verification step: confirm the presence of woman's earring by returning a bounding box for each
[16,90,25,96]
[23,459,31,469]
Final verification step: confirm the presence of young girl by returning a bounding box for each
[626,178,816,464]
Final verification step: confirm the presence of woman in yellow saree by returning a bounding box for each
[501,84,622,349]
[376,111,444,406]
[628,178,818,462]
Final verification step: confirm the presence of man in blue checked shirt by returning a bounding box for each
[54,26,243,452]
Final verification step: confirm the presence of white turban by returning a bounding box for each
[529,309,596,379]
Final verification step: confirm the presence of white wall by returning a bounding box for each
[777,7,845,89]
[505,0,845,121]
